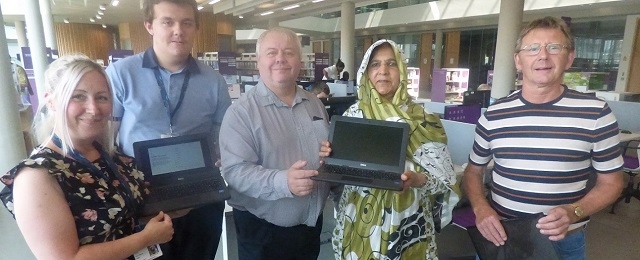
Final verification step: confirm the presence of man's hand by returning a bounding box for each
[287,160,318,196]
[319,140,331,162]
[537,205,575,241]
[474,206,507,246]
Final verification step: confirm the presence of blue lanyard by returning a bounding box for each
[51,135,137,211]
[153,68,191,134]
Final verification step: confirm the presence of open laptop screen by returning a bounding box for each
[148,141,206,175]
[331,119,405,167]
[133,133,215,179]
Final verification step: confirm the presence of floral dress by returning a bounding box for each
[0,146,147,245]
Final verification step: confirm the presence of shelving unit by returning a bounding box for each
[236,53,259,82]
[432,68,469,103]
[233,52,326,82]
[199,52,219,71]
[443,68,469,103]
[299,53,316,81]
[407,67,420,98]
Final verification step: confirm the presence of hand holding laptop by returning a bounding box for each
[288,160,319,196]
[319,140,332,161]
[138,211,174,244]
[399,171,428,191]
[537,204,582,241]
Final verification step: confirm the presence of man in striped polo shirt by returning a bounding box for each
[462,16,624,259]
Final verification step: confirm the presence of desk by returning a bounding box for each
[619,132,640,142]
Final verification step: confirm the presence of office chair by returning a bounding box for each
[610,139,640,214]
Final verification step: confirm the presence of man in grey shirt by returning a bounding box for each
[219,27,336,260]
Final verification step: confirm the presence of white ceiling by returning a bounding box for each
[0,0,380,26]
[1,0,638,36]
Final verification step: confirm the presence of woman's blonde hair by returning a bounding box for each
[33,54,115,155]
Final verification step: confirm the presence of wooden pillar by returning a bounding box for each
[443,31,460,68]
[419,32,434,98]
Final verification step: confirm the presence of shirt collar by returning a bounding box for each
[255,80,308,107]
[142,47,201,74]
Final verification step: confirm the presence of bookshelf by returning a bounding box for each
[407,67,420,98]
[432,68,469,103]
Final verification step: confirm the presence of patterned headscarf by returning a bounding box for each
[357,39,447,170]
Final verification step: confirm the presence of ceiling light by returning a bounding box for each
[96,15,102,19]
[111,0,119,7]
[208,0,220,4]
[198,6,204,10]
[283,4,299,10]
[99,4,107,10]
[260,11,274,16]
[98,10,104,15]
[63,18,69,23]
[90,18,96,22]
[239,15,243,19]
[102,24,107,28]
[312,0,325,3]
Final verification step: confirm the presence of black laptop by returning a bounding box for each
[467,213,560,260]
[311,116,410,191]
[133,133,229,216]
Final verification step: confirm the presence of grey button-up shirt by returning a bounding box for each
[219,81,334,227]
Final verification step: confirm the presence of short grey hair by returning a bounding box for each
[255,27,302,58]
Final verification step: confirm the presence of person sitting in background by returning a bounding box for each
[309,81,331,98]
[321,39,460,259]
[323,59,346,80]
[0,54,173,259]
[477,83,491,91]
[340,70,350,81]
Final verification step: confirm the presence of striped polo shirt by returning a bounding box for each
[469,86,623,221]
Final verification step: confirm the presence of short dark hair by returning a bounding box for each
[310,82,330,96]
[515,16,574,52]
[336,59,344,68]
[143,0,199,28]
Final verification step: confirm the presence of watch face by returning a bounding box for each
[574,205,583,217]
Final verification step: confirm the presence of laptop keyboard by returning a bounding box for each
[147,179,224,203]
[323,164,399,181]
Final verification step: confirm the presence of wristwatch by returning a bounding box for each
[570,203,583,218]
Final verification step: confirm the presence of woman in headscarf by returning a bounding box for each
[326,39,460,259]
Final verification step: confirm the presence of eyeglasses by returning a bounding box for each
[518,43,568,56]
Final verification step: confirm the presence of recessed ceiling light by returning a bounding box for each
[260,11,274,16]
[90,18,96,22]
[312,0,325,3]
[99,4,107,10]
[96,15,102,19]
[208,0,220,4]
[98,10,104,15]
[197,6,204,10]
[283,4,299,10]
[239,15,243,19]
[110,0,119,7]
[102,24,107,28]
[63,18,70,23]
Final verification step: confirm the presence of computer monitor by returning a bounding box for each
[463,90,492,108]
